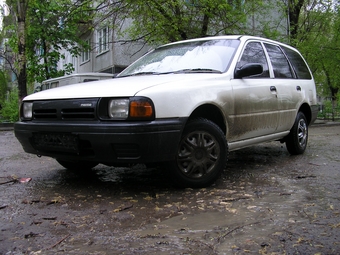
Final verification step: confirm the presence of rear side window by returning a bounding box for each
[264,43,293,79]
[237,42,269,78]
[281,46,312,79]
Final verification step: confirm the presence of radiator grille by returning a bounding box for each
[34,109,57,119]
[61,108,95,119]
[32,99,98,121]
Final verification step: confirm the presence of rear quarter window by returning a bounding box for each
[281,46,312,80]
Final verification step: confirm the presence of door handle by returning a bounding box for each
[296,86,301,91]
[270,86,277,92]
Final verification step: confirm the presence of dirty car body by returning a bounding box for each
[14,35,318,188]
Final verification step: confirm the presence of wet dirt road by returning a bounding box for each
[1,124,340,255]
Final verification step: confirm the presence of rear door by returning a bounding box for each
[263,43,302,132]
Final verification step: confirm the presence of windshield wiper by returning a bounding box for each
[172,68,222,74]
[119,72,161,77]
[119,69,222,78]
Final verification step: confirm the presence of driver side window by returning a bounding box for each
[237,42,269,78]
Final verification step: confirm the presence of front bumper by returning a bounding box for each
[14,118,186,164]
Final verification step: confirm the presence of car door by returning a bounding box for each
[229,41,279,142]
[263,43,301,132]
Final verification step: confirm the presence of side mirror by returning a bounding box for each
[234,63,263,79]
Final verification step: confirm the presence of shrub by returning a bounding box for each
[0,87,19,122]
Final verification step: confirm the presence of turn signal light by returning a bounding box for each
[130,101,153,118]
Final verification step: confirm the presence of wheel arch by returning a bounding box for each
[188,104,226,135]
[299,103,312,125]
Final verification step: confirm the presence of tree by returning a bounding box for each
[0,70,8,105]
[311,10,340,120]
[5,0,28,103]
[4,0,96,100]
[25,0,95,83]
[287,0,340,120]
[112,0,273,45]
[287,0,305,41]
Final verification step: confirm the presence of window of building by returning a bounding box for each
[35,45,44,56]
[228,0,245,10]
[81,39,90,63]
[97,27,109,54]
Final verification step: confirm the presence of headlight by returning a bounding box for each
[106,97,155,120]
[108,99,129,118]
[22,102,33,120]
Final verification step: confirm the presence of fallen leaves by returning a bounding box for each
[112,204,133,213]
[22,196,65,206]
[143,196,153,201]
[24,232,41,239]
[330,223,340,228]
[0,176,32,185]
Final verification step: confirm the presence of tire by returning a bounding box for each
[56,159,98,171]
[170,118,228,188]
[285,112,308,155]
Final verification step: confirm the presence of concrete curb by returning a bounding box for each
[0,123,14,131]
[311,120,340,128]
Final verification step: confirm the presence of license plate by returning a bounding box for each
[32,133,79,153]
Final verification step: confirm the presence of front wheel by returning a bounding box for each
[56,159,98,171]
[285,112,308,155]
[169,118,228,188]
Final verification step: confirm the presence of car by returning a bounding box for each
[14,35,318,188]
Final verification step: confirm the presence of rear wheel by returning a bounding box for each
[170,118,228,188]
[56,159,98,171]
[285,112,308,155]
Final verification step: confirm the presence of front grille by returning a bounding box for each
[62,108,95,119]
[34,109,57,119]
[32,99,99,121]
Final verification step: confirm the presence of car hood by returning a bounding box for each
[24,74,220,101]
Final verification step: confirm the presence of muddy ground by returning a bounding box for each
[0,124,340,255]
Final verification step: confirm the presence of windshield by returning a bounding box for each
[118,39,240,77]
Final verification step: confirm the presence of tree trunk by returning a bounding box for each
[330,87,338,121]
[288,0,305,41]
[16,0,28,103]
[201,13,209,37]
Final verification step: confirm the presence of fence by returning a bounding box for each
[318,102,340,121]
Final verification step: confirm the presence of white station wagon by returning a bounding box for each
[15,35,318,188]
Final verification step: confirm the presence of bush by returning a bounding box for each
[0,87,19,122]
